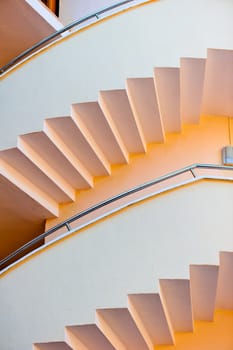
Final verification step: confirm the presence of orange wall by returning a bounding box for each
[156,310,233,350]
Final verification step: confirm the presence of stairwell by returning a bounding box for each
[33,251,233,349]
[0,48,232,262]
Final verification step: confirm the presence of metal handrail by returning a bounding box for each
[0,0,148,75]
[0,163,232,269]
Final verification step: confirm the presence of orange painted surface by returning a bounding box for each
[46,116,230,230]
[156,310,233,350]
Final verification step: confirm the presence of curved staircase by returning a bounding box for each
[0,48,233,261]
[33,251,233,349]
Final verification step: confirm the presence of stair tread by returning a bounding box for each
[126,77,165,143]
[19,131,93,189]
[216,251,233,309]
[0,147,72,203]
[128,293,174,348]
[0,149,58,216]
[190,264,219,321]
[202,48,233,117]
[99,89,146,153]
[154,67,181,133]
[44,119,97,184]
[0,173,55,216]
[180,57,206,124]
[96,308,149,350]
[33,342,72,350]
[65,324,115,350]
[45,117,110,177]
[18,134,76,201]
[159,279,193,332]
[72,102,128,164]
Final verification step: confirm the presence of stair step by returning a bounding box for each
[33,342,72,350]
[72,102,129,164]
[44,117,110,177]
[190,265,219,320]
[19,131,93,189]
[126,77,165,143]
[154,67,181,133]
[43,122,93,188]
[128,293,174,349]
[71,108,111,175]
[18,135,75,201]
[216,251,233,309]
[0,173,55,222]
[96,308,149,350]
[159,279,193,332]
[65,324,115,350]
[202,48,233,117]
[99,89,146,154]
[180,58,206,124]
[0,148,59,216]
[0,147,70,204]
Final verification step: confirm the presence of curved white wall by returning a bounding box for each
[1,0,233,149]
[1,180,233,350]
[59,0,119,25]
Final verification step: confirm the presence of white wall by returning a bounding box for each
[1,0,233,149]
[1,180,233,350]
[59,0,119,25]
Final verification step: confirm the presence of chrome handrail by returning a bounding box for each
[0,0,148,75]
[0,163,232,270]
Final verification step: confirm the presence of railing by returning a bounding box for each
[0,0,150,75]
[0,163,232,270]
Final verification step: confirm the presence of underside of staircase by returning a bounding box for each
[0,48,233,262]
[33,251,233,349]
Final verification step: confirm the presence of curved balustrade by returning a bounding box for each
[0,0,150,75]
[0,163,232,270]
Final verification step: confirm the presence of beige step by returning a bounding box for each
[190,265,219,321]
[126,78,165,143]
[65,324,115,350]
[96,308,149,350]
[0,147,70,204]
[202,48,233,117]
[202,49,233,117]
[18,134,76,201]
[128,293,174,349]
[44,117,102,187]
[159,279,193,332]
[33,342,72,350]
[72,102,129,164]
[44,117,110,177]
[154,67,181,133]
[216,251,233,309]
[0,173,55,222]
[0,173,56,261]
[0,148,59,216]
[18,131,93,190]
[99,89,146,153]
[180,58,206,124]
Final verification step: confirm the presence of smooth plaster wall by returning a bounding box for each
[1,0,233,149]
[1,180,233,350]
[59,0,119,25]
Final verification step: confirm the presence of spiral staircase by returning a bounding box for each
[32,251,233,349]
[1,47,232,262]
[0,35,233,349]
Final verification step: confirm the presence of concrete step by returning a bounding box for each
[126,77,165,144]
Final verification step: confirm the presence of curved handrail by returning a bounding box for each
[0,163,232,270]
[0,0,149,75]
